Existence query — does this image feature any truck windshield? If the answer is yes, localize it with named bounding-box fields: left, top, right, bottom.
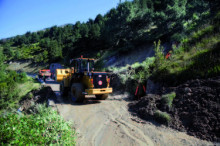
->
left=81, top=60, right=94, bottom=72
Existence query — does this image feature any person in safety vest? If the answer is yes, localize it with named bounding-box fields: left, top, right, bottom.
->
left=135, top=82, right=146, bottom=100
left=165, top=50, right=172, bottom=59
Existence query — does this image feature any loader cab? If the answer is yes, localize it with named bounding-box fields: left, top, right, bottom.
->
left=71, top=57, right=95, bottom=73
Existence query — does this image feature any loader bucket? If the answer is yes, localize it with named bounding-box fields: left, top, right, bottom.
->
left=56, top=69, right=71, bottom=82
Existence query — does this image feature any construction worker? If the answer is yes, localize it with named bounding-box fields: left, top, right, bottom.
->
left=135, top=82, right=146, bottom=100
left=165, top=50, right=172, bottom=59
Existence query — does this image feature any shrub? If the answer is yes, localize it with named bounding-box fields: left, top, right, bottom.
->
left=0, top=104, right=76, bottom=145
left=161, top=92, right=176, bottom=108
left=154, top=110, right=171, bottom=125
left=153, top=40, right=165, bottom=72
left=16, top=72, right=28, bottom=83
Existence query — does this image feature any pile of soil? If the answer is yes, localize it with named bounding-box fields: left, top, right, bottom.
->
left=19, top=86, right=56, bottom=112
left=110, top=73, right=125, bottom=93
left=129, top=76, right=220, bottom=142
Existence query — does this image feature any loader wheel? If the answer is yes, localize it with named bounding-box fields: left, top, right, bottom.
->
left=95, top=94, right=108, bottom=100
left=60, top=81, right=68, bottom=97
left=70, top=83, right=85, bottom=102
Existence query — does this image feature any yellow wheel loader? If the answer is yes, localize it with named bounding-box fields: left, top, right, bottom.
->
left=56, top=56, right=113, bottom=102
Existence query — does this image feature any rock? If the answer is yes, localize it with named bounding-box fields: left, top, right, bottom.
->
left=47, top=99, right=55, bottom=107
left=187, top=93, right=192, bottom=96
left=184, top=87, right=192, bottom=93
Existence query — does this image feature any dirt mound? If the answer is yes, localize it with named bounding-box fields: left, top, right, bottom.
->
left=129, top=94, right=162, bottom=123
left=19, top=86, right=56, bottom=111
left=129, top=76, right=220, bottom=142
left=110, top=73, right=125, bottom=93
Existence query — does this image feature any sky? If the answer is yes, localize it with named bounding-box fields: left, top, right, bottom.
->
left=0, top=0, right=124, bottom=39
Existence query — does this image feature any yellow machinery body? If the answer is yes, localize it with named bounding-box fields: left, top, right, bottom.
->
left=56, top=68, right=112, bottom=96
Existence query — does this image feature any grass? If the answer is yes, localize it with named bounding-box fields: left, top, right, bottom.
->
left=152, top=27, right=220, bottom=85
left=0, top=104, right=76, bottom=145
left=17, top=77, right=40, bottom=98
left=0, top=76, right=41, bottom=114
left=154, top=110, right=171, bottom=124
left=161, top=92, right=176, bottom=108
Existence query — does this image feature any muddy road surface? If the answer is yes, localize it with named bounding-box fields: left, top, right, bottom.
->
left=47, top=83, right=213, bottom=146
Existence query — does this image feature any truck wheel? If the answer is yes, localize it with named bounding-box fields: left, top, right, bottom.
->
left=60, top=81, right=68, bottom=97
left=95, top=94, right=108, bottom=100
left=70, top=83, right=85, bottom=102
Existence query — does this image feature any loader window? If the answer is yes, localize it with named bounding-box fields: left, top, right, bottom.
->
left=72, top=60, right=78, bottom=73
left=82, top=60, right=87, bottom=71
left=81, top=60, right=94, bottom=72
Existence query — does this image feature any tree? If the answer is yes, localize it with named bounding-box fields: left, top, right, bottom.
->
left=48, top=40, right=62, bottom=61
left=31, top=32, right=40, bottom=43
left=39, top=38, right=50, bottom=49
left=89, top=24, right=101, bottom=39
left=42, top=50, right=49, bottom=63
left=153, top=40, right=164, bottom=70
left=0, top=49, right=5, bottom=66
left=139, top=0, right=147, bottom=9
left=80, top=23, right=89, bottom=38
left=14, top=50, right=22, bottom=60
left=3, top=44, right=14, bottom=58
left=94, top=14, right=104, bottom=25
left=73, top=21, right=82, bottom=40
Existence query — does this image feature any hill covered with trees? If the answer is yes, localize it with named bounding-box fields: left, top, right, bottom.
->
left=0, top=0, right=219, bottom=64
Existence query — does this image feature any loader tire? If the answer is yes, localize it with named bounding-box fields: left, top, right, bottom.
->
left=95, top=94, right=108, bottom=100
left=60, top=81, right=68, bottom=97
left=70, top=83, right=85, bottom=102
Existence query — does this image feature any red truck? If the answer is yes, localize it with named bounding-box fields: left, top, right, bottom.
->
left=38, top=69, right=51, bottom=82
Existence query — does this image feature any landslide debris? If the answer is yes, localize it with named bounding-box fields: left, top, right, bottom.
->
left=129, top=76, right=220, bottom=142
left=19, top=86, right=56, bottom=112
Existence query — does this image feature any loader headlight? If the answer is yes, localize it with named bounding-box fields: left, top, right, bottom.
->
left=98, top=81, right=103, bottom=85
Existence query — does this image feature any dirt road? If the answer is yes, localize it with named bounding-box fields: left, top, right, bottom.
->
left=48, top=83, right=213, bottom=146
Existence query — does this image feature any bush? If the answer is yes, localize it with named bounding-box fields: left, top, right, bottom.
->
left=154, top=110, right=171, bottom=125
left=7, top=71, right=28, bottom=83
left=161, top=92, right=176, bottom=108
left=0, top=71, right=31, bottom=111
left=0, top=104, right=76, bottom=145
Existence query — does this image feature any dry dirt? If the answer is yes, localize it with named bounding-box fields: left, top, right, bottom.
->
left=46, top=83, right=215, bottom=146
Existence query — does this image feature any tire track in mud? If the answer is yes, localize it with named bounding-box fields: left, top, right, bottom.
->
left=108, top=100, right=154, bottom=146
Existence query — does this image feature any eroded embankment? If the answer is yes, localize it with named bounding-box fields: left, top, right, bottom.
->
left=19, top=86, right=56, bottom=112
left=129, top=76, right=220, bottom=142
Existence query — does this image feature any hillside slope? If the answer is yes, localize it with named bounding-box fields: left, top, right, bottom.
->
left=1, top=0, right=219, bottom=66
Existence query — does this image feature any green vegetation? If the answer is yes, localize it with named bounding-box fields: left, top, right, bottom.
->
left=0, top=104, right=76, bottom=145
left=0, top=48, right=40, bottom=113
left=1, top=1, right=218, bottom=88
left=154, top=110, right=171, bottom=124
left=109, top=57, right=155, bottom=84
left=151, top=15, right=220, bottom=85
left=0, top=48, right=75, bottom=145
left=161, top=92, right=176, bottom=108
left=1, top=0, right=219, bottom=65
left=0, top=72, right=40, bottom=113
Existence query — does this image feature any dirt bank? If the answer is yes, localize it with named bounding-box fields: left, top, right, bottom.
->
left=7, top=61, right=48, bottom=74
left=129, top=76, right=220, bottom=142
left=19, top=86, right=56, bottom=112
